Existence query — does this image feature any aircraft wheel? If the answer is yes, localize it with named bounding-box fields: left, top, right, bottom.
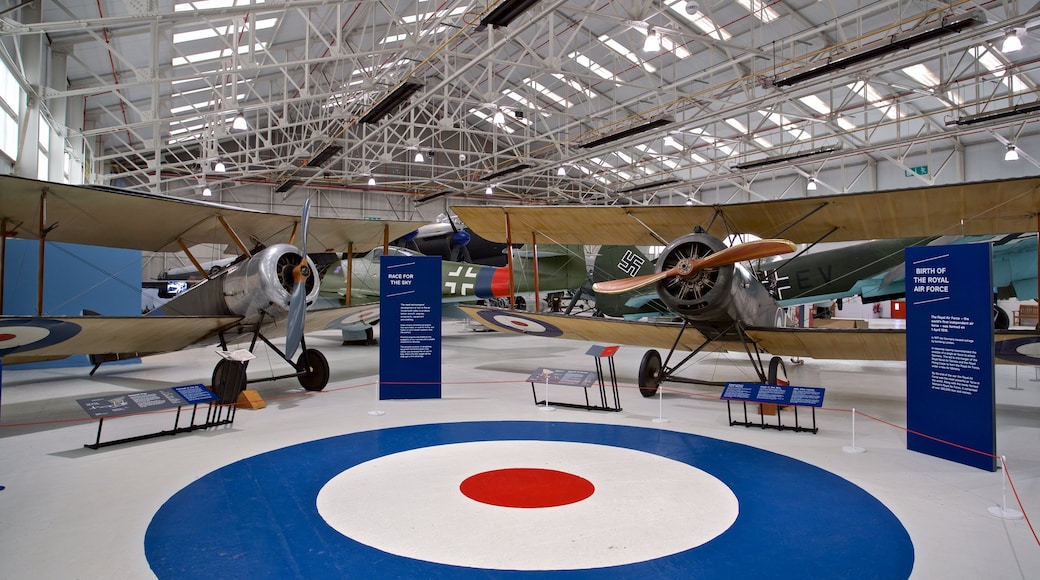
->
left=211, top=358, right=248, bottom=404
left=767, top=355, right=788, bottom=385
left=638, top=349, right=662, bottom=398
left=297, top=348, right=330, bottom=391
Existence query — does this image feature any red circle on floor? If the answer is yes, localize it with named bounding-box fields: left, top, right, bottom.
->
left=460, top=468, right=595, bottom=508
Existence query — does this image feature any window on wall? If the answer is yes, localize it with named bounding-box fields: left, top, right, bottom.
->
left=37, top=119, right=49, bottom=180
left=0, top=60, right=20, bottom=162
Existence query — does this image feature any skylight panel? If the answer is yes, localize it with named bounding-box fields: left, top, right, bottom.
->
left=173, top=43, right=266, bottom=67
left=659, top=35, right=690, bottom=59
left=759, top=111, right=811, bottom=140
left=902, top=64, right=940, bottom=87
left=970, top=46, right=1029, bottom=93
left=569, top=52, right=615, bottom=81
left=847, top=81, right=900, bottom=121
left=736, top=0, right=780, bottom=23
left=522, top=78, right=573, bottom=109
left=551, top=74, right=596, bottom=99
left=664, top=135, right=684, bottom=151
left=725, top=118, right=747, bottom=132
left=173, top=19, right=276, bottom=44
left=175, top=0, right=265, bottom=12
left=664, top=0, right=732, bottom=41
left=170, top=94, right=244, bottom=114
left=798, top=94, right=858, bottom=131
left=599, top=36, right=656, bottom=74
left=614, top=150, right=634, bottom=164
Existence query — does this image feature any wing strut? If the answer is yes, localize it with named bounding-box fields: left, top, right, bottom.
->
left=505, top=212, right=515, bottom=308
left=623, top=211, right=669, bottom=245
left=216, top=215, right=251, bottom=257
left=175, top=238, right=211, bottom=280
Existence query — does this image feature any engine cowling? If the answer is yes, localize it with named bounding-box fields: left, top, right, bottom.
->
left=222, top=243, right=320, bottom=319
left=655, top=234, right=734, bottom=320
left=654, top=233, right=782, bottom=328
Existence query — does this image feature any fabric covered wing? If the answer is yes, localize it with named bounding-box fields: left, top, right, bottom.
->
left=0, top=175, right=422, bottom=253
left=454, top=177, right=1040, bottom=245
left=0, top=315, right=242, bottom=364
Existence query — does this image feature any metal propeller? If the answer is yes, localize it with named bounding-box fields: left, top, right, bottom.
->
left=284, top=198, right=311, bottom=358
left=592, top=238, right=796, bottom=295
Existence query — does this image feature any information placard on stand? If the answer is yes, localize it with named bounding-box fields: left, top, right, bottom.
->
left=77, top=383, right=225, bottom=449
left=525, top=345, right=622, bottom=411
left=721, top=382, right=824, bottom=433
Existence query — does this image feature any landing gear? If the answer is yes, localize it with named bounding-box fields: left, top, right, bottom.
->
left=767, top=355, right=788, bottom=385
left=296, top=348, right=330, bottom=391
left=638, top=349, right=663, bottom=398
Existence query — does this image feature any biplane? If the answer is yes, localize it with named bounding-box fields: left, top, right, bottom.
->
left=0, top=175, right=422, bottom=396
left=454, top=177, right=1040, bottom=396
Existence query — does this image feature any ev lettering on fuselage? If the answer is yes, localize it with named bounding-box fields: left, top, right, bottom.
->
left=387, top=272, right=414, bottom=286
left=617, top=250, right=646, bottom=277
left=794, top=265, right=833, bottom=289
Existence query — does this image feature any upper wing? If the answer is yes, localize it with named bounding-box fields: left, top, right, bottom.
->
left=458, top=306, right=1040, bottom=366
left=453, top=177, right=1040, bottom=245
left=0, top=175, right=423, bottom=253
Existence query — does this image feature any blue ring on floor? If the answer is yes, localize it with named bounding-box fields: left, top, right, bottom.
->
left=146, top=421, right=913, bottom=579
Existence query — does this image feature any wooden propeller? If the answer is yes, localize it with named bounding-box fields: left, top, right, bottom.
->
left=592, top=238, right=796, bottom=295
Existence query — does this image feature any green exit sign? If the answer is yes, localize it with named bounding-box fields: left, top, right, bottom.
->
left=905, top=165, right=928, bottom=176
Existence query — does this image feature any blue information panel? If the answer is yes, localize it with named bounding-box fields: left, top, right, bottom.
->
left=721, top=382, right=825, bottom=407
left=906, top=243, right=996, bottom=471
left=379, top=255, right=442, bottom=399
left=76, top=384, right=218, bottom=419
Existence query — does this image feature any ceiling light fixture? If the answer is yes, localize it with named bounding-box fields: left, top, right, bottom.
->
left=493, top=110, right=506, bottom=126
left=368, top=176, right=376, bottom=186
left=1002, top=29, right=1023, bottom=53
left=557, top=166, right=566, bottom=176
left=685, top=197, right=694, bottom=206
left=232, top=112, right=247, bottom=131
left=1005, top=144, right=1019, bottom=161
left=772, top=10, right=985, bottom=87
left=485, top=185, right=494, bottom=196
left=202, top=186, right=212, bottom=197
left=213, top=160, right=226, bottom=173
left=414, top=151, right=425, bottom=163
left=643, top=29, right=661, bottom=53
left=807, top=177, right=818, bottom=190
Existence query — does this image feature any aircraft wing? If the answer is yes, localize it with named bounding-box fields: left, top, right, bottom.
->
left=0, top=304, right=382, bottom=365
left=453, top=176, right=1040, bottom=245
left=459, top=306, right=1040, bottom=367
left=0, top=175, right=423, bottom=253
left=0, top=315, right=243, bottom=365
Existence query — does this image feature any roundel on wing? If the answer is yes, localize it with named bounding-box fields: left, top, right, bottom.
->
left=0, top=319, right=82, bottom=356
left=995, top=336, right=1040, bottom=365
left=473, top=309, right=564, bottom=337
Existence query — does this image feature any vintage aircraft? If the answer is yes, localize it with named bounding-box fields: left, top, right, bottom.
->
left=453, top=177, right=1040, bottom=396
left=0, top=175, right=422, bottom=397
left=315, top=243, right=588, bottom=334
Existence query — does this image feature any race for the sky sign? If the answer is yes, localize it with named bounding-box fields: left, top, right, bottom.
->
left=905, top=243, right=996, bottom=471
left=379, top=255, right=442, bottom=399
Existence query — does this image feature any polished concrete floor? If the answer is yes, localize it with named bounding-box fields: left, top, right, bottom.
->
left=1, top=319, right=1038, bottom=578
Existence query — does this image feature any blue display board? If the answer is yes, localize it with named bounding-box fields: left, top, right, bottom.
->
left=721, top=382, right=825, bottom=407
left=379, top=255, right=442, bottom=399
left=906, top=243, right=996, bottom=471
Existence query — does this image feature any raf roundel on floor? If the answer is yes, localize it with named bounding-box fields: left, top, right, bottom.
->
left=145, top=421, right=914, bottom=579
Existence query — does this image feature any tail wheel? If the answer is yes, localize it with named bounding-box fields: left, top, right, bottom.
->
left=297, top=348, right=330, bottom=391
left=638, top=349, right=662, bottom=398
